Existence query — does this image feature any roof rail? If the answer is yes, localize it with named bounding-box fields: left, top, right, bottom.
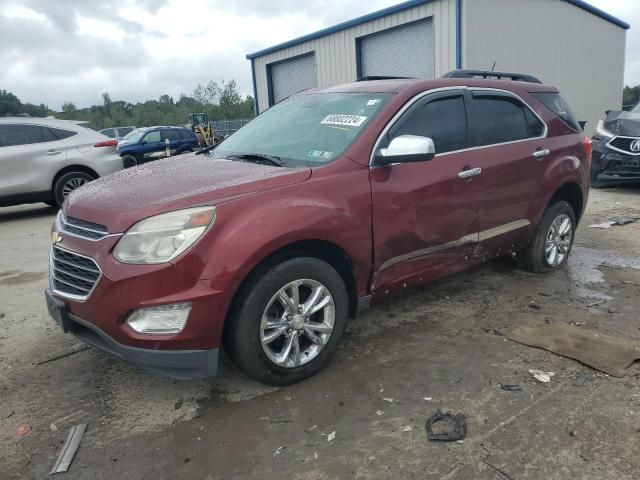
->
left=441, top=70, right=542, bottom=84
left=357, top=76, right=414, bottom=82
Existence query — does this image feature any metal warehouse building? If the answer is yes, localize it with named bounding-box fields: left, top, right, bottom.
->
left=246, top=0, right=629, bottom=134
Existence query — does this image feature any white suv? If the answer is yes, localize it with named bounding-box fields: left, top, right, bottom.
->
left=0, top=117, right=123, bottom=208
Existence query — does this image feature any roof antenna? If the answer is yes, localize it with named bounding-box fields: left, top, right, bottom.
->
left=491, top=61, right=497, bottom=72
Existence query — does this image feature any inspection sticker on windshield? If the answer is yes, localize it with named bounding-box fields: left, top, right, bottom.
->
left=321, top=114, right=368, bottom=128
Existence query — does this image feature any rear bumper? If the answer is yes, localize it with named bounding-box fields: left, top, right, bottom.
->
left=46, top=288, right=219, bottom=379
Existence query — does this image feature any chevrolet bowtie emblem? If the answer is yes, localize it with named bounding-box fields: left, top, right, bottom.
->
left=51, top=232, right=63, bottom=245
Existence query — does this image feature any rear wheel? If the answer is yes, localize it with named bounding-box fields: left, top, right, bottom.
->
left=225, top=257, right=349, bottom=386
left=52, top=171, right=96, bottom=207
left=516, top=201, right=576, bottom=273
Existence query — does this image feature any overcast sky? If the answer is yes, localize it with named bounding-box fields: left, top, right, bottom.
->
left=0, top=0, right=637, bottom=109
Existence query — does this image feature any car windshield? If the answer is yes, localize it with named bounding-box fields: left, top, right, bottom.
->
left=123, top=129, right=145, bottom=143
left=213, top=92, right=391, bottom=167
left=631, top=103, right=640, bottom=114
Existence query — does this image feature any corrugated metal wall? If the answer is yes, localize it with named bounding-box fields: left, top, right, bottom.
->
left=252, top=0, right=457, bottom=113
left=462, top=0, right=626, bottom=135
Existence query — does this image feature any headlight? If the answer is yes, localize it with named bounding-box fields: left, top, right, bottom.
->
left=594, top=120, right=614, bottom=141
left=113, top=206, right=216, bottom=264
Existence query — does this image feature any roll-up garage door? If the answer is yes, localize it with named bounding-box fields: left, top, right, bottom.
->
left=270, top=54, right=317, bottom=105
left=360, top=19, right=434, bottom=79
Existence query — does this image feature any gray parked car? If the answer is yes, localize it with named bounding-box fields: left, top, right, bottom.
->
left=0, top=118, right=123, bottom=207
left=98, top=126, right=136, bottom=140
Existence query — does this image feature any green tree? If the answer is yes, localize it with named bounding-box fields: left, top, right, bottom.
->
left=623, top=85, right=640, bottom=109
left=0, top=89, right=21, bottom=116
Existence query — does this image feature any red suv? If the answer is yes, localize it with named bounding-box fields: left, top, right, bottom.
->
left=45, top=71, right=591, bottom=385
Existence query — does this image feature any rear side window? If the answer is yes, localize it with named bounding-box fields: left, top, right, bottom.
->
left=390, top=92, right=469, bottom=154
left=468, top=93, right=544, bottom=147
left=49, top=127, right=77, bottom=140
left=100, top=128, right=116, bottom=138
left=0, top=124, right=57, bottom=147
left=532, top=92, right=581, bottom=132
left=162, top=129, right=182, bottom=141
left=117, top=127, right=134, bottom=137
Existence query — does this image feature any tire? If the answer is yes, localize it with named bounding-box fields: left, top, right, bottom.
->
left=122, top=154, right=138, bottom=169
left=516, top=201, right=576, bottom=273
left=224, top=257, right=349, bottom=386
left=52, top=171, right=96, bottom=207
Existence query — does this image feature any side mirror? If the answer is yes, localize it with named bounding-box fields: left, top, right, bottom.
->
left=374, top=135, right=436, bottom=166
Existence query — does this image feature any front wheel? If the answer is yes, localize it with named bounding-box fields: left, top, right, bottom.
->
left=516, top=201, right=576, bottom=273
left=122, top=154, right=138, bottom=169
left=224, top=257, right=349, bottom=386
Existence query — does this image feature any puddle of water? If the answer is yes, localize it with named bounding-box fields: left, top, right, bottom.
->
left=568, top=246, right=640, bottom=300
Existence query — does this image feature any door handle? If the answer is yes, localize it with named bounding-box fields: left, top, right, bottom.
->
left=533, top=149, right=550, bottom=159
left=458, top=167, right=482, bottom=179
left=45, top=150, right=62, bottom=156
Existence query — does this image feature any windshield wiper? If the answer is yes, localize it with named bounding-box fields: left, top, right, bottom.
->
left=195, top=144, right=217, bottom=155
left=226, top=153, right=284, bottom=167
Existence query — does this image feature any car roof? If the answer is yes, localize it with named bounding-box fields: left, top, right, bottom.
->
left=304, top=77, right=558, bottom=96
left=0, top=117, right=93, bottom=127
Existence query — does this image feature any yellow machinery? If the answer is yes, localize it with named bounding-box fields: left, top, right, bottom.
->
left=188, top=113, right=217, bottom=147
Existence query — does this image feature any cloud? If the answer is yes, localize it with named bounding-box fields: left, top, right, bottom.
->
left=0, top=0, right=637, bottom=110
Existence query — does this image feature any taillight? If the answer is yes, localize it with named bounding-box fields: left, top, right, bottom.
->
left=583, top=136, right=592, bottom=165
left=94, top=140, right=118, bottom=147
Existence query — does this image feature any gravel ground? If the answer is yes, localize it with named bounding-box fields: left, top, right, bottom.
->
left=1, top=186, right=640, bottom=479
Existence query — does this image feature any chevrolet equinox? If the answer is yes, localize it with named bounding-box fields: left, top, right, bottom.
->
left=46, top=71, right=591, bottom=385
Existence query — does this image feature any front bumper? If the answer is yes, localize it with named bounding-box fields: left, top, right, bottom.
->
left=591, top=149, right=640, bottom=185
left=45, top=288, right=219, bottom=379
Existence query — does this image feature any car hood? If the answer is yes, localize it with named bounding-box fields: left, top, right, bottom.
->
left=64, top=154, right=311, bottom=233
left=603, top=110, right=640, bottom=137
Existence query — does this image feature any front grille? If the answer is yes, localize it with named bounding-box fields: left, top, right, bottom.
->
left=59, top=212, right=109, bottom=240
left=50, top=246, right=101, bottom=299
left=607, top=136, right=640, bottom=156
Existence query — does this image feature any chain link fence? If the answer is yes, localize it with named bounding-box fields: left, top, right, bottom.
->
left=211, top=118, right=252, bottom=138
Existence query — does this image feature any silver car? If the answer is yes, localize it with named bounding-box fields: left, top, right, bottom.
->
left=98, top=126, right=136, bottom=140
left=0, top=117, right=123, bottom=207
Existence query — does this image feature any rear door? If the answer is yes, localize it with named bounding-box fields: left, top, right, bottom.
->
left=161, top=129, right=182, bottom=154
left=465, top=89, right=548, bottom=254
left=370, top=89, right=483, bottom=292
left=0, top=124, right=67, bottom=196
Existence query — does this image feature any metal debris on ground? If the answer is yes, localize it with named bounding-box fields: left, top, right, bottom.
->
left=500, top=384, right=522, bottom=391
left=327, top=431, right=336, bottom=442
left=272, top=446, right=287, bottom=459
left=6, top=411, right=14, bottom=419
left=422, top=397, right=433, bottom=401
left=382, top=398, right=394, bottom=403
left=305, top=425, right=317, bottom=433
left=376, top=410, right=384, bottom=416
left=16, top=425, right=31, bottom=437
left=403, top=426, right=413, bottom=432
left=425, top=409, right=467, bottom=442
left=529, top=369, right=555, bottom=383
left=587, top=299, right=606, bottom=308
left=50, top=423, right=87, bottom=475
left=50, top=423, right=58, bottom=432
left=589, top=217, right=639, bottom=229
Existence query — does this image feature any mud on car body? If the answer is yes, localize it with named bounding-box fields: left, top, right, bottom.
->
left=591, top=103, right=640, bottom=186
left=45, top=71, right=591, bottom=386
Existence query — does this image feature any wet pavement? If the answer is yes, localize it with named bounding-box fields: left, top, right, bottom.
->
left=1, top=186, right=640, bottom=479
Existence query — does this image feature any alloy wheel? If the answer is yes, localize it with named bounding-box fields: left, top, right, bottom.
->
left=545, top=213, right=573, bottom=267
left=260, top=279, right=335, bottom=368
left=62, top=177, right=88, bottom=197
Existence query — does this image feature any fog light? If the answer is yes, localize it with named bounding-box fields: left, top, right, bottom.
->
left=126, top=303, right=191, bottom=335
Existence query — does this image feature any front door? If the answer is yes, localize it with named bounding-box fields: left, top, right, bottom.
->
left=370, top=89, right=483, bottom=294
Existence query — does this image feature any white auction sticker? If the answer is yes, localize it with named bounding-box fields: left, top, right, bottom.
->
left=321, top=114, right=368, bottom=128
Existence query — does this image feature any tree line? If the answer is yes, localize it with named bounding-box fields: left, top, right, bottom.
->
left=0, top=79, right=255, bottom=130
